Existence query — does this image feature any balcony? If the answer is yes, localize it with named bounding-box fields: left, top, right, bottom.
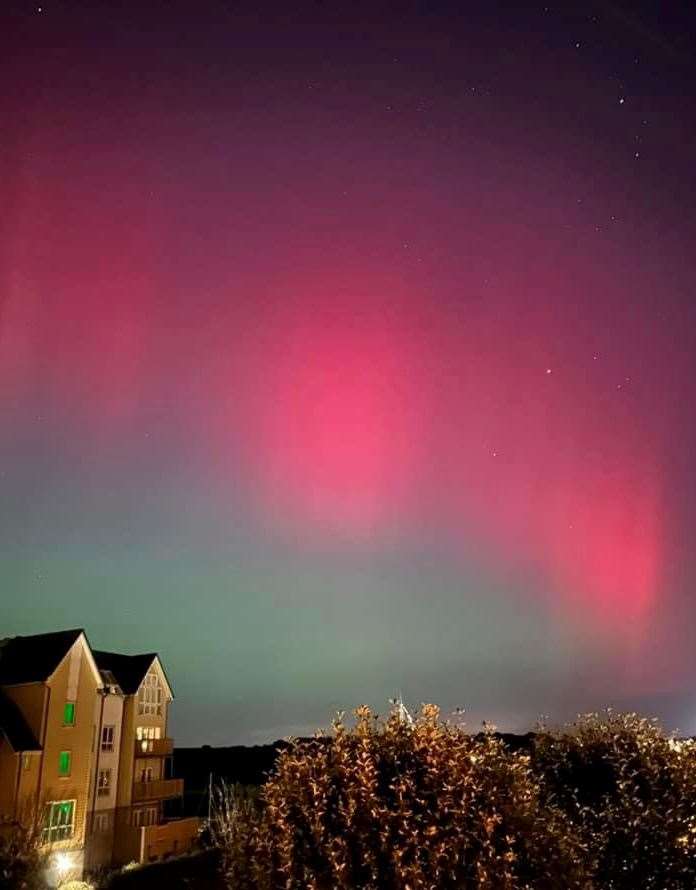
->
left=140, top=817, right=200, bottom=863
left=135, top=737, right=174, bottom=757
left=132, top=778, right=184, bottom=802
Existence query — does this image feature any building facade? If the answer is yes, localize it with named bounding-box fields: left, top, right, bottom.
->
left=0, top=629, right=199, bottom=881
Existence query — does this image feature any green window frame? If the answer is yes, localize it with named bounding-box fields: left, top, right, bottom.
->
left=63, top=702, right=75, bottom=725
left=42, top=800, right=75, bottom=843
left=58, top=750, right=71, bottom=777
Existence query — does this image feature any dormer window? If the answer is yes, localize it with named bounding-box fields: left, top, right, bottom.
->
left=138, top=670, right=163, bottom=716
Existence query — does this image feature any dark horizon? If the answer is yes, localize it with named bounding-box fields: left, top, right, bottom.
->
left=2, top=1, right=696, bottom=746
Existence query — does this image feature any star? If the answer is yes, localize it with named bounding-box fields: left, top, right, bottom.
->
left=546, top=368, right=552, bottom=375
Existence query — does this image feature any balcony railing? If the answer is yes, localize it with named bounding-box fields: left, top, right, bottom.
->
left=134, top=737, right=174, bottom=757
left=132, top=778, right=184, bottom=802
left=140, top=817, right=201, bottom=862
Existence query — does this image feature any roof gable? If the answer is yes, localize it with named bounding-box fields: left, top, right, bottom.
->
left=0, top=629, right=84, bottom=685
left=93, top=650, right=174, bottom=699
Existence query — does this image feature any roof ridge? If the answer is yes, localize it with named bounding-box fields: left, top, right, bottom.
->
left=93, top=649, right=159, bottom=659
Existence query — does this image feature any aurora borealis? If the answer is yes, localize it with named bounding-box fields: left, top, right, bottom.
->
left=2, top=1, right=696, bottom=744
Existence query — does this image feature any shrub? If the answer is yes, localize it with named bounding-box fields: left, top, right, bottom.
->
left=0, top=825, right=46, bottom=890
left=532, top=710, right=696, bottom=889
left=217, top=704, right=589, bottom=889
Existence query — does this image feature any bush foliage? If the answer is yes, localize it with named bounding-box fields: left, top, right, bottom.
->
left=0, top=825, right=46, bottom=890
left=216, top=704, right=587, bottom=889
left=216, top=706, right=696, bottom=890
left=533, top=710, right=696, bottom=889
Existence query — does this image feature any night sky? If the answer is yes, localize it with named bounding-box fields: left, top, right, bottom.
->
left=2, top=1, right=696, bottom=745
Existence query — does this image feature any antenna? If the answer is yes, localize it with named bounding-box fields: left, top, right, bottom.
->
left=389, top=692, right=414, bottom=727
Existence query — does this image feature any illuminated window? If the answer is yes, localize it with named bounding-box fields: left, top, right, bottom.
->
left=137, top=671, right=163, bottom=716
left=101, top=725, right=115, bottom=752
left=136, top=726, right=161, bottom=740
left=58, top=751, right=71, bottom=777
left=136, top=725, right=161, bottom=751
left=42, top=800, right=75, bottom=842
left=97, top=768, right=111, bottom=797
left=63, top=702, right=75, bottom=726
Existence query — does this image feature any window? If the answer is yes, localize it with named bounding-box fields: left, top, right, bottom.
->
left=63, top=702, right=75, bottom=726
left=133, top=807, right=157, bottom=828
left=97, top=768, right=111, bottom=797
left=133, top=807, right=158, bottom=828
left=101, top=725, right=115, bottom=752
left=42, top=800, right=75, bottom=843
left=139, top=766, right=153, bottom=783
left=22, top=753, right=31, bottom=771
left=93, top=812, right=109, bottom=833
left=58, top=751, right=71, bottom=777
left=136, top=726, right=161, bottom=740
left=138, top=671, right=163, bottom=716
left=136, top=725, right=161, bottom=752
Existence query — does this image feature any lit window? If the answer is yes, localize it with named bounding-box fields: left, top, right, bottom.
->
left=136, top=725, right=162, bottom=752
left=58, top=751, right=71, bottom=777
left=42, top=800, right=75, bottom=843
left=97, top=768, right=111, bottom=797
left=137, top=671, right=163, bottom=716
left=101, top=725, right=115, bottom=752
left=63, top=703, right=75, bottom=726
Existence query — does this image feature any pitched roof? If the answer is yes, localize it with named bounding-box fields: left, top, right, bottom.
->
left=0, top=688, right=41, bottom=751
left=93, top=650, right=161, bottom=695
left=0, top=629, right=84, bottom=685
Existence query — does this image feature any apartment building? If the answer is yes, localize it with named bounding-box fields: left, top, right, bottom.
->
left=0, top=629, right=199, bottom=881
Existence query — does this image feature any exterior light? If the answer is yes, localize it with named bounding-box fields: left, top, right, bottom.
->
left=49, top=851, right=79, bottom=884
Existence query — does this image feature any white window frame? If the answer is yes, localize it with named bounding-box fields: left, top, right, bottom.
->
left=93, top=812, right=110, bottom=833
left=133, top=807, right=158, bottom=828
left=136, top=725, right=162, bottom=752
left=42, top=799, right=76, bottom=843
left=97, top=768, right=112, bottom=797
left=101, top=725, right=115, bottom=752
left=137, top=671, right=163, bottom=716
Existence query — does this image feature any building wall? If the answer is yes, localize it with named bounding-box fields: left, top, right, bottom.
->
left=0, top=738, right=19, bottom=822
left=115, top=674, right=169, bottom=810
left=41, top=639, right=100, bottom=851
left=93, top=692, right=124, bottom=813
left=84, top=690, right=124, bottom=870
left=14, top=750, right=41, bottom=825
left=116, top=696, right=136, bottom=809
